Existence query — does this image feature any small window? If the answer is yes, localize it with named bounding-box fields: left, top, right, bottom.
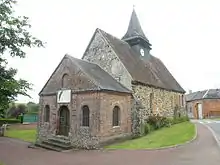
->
left=113, top=106, right=120, bottom=126
left=44, top=105, right=50, bottom=122
left=181, top=95, right=184, bottom=106
left=150, top=93, right=154, bottom=113
left=82, top=105, right=90, bottom=127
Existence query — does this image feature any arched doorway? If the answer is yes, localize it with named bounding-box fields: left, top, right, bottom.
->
left=58, top=105, right=70, bottom=136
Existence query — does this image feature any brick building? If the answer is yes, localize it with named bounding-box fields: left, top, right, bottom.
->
left=186, top=89, right=220, bottom=119
left=36, top=9, right=185, bottom=150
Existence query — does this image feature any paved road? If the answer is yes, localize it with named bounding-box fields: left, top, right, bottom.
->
left=196, top=119, right=220, bottom=142
left=1, top=123, right=220, bottom=165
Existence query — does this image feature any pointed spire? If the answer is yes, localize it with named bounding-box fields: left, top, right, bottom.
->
left=122, top=8, right=149, bottom=43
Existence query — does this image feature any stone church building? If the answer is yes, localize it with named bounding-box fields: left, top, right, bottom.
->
left=36, top=9, right=185, bottom=150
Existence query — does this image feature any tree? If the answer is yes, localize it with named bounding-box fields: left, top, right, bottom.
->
left=6, top=102, right=16, bottom=117
left=27, top=102, right=39, bottom=113
left=0, top=0, right=44, bottom=117
left=16, top=103, right=27, bottom=115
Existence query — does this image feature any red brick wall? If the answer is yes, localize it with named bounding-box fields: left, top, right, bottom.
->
left=203, top=99, right=220, bottom=117
left=187, top=99, right=220, bottom=119
left=39, top=91, right=132, bottom=142
left=99, top=92, right=132, bottom=138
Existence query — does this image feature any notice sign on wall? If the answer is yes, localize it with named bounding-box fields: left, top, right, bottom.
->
left=57, top=89, right=71, bottom=103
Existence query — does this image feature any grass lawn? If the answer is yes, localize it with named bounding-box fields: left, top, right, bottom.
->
left=105, top=122, right=195, bottom=149
left=5, top=129, right=36, bottom=142
left=210, top=118, right=220, bottom=120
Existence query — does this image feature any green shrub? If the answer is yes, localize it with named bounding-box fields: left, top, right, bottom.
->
left=140, top=122, right=145, bottom=135
left=171, top=116, right=189, bottom=124
left=145, top=114, right=171, bottom=130
left=144, top=123, right=152, bottom=134
left=139, top=115, right=189, bottom=137
left=0, top=118, right=20, bottom=125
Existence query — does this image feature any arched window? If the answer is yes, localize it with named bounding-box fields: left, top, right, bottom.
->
left=181, top=95, right=184, bottom=106
left=82, top=105, right=90, bottom=126
left=62, top=74, right=70, bottom=88
left=112, top=106, right=120, bottom=126
left=44, top=105, right=50, bottom=122
left=149, top=93, right=154, bottom=113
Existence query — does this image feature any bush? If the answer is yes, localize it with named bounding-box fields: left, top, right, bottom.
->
left=26, top=111, right=38, bottom=115
left=138, top=115, right=190, bottom=137
left=0, top=118, right=20, bottom=125
left=171, top=116, right=189, bottom=125
left=140, top=122, right=155, bottom=135
left=145, top=114, right=172, bottom=130
left=143, top=123, right=150, bottom=134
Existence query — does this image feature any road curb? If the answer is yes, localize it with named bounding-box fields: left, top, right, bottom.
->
left=105, top=122, right=198, bottom=151
left=200, top=122, right=220, bottom=149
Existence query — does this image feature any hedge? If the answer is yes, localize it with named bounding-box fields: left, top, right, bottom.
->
left=0, top=118, right=21, bottom=125
left=26, top=111, right=38, bottom=115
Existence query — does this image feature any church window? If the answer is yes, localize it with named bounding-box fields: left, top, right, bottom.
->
left=62, top=74, right=70, bottom=88
left=150, top=93, right=154, bottom=113
left=82, top=105, right=90, bottom=127
left=44, top=105, right=50, bottom=122
left=113, top=106, right=120, bottom=126
left=181, top=95, right=184, bottom=106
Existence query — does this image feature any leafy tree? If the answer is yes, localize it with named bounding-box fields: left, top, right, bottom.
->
left=0, top=0, right=44, bottom=117
left=6, top=102, right=16, bottom=117
left=27, top=101, right=35, bottom=106
left=27, top=102, right=39, bottom=113
left=16, top=103, right=27, bottom=114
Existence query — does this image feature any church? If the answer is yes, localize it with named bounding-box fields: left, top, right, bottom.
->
left=36, top=9, right=185, bottom=151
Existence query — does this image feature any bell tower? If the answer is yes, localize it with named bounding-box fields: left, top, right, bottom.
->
left=122, top=8, right=152, bottom=59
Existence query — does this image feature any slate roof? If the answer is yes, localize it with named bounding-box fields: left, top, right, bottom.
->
left=186, top=89, right=220, bottom=102
left=66, top=55, right=131, bottom=94
left=99, top=29, right=185, bottom=93
left=122, top=9, right=151, bottom=46
left=203, top=89, right=220, bottom=99
left=185, top=92, right=200, bottom=102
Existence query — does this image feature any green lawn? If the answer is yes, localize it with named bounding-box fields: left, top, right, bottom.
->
left=106, top=122, right=195, bottom=149
left=210, top=118, right=220, bottom=120
left=5, top=129, right=36, bottom=142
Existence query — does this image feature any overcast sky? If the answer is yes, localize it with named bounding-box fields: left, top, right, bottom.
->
left=8, top=0, right=220, bottom=103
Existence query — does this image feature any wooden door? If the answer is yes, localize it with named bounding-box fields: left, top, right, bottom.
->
left=58, top=106, right=70, bottom=136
